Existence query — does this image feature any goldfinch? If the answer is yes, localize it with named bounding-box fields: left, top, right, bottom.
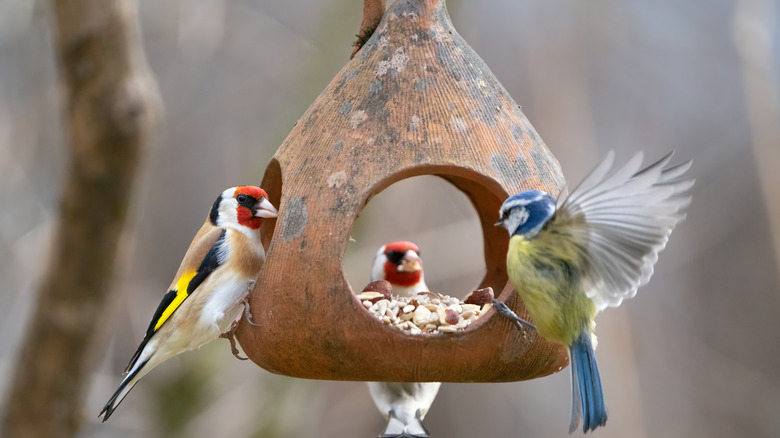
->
left=496, top=151, right=693, bottom=433
left=368, top=241, right=441, bottom=438
left=99, top=186, right=278, bottom=422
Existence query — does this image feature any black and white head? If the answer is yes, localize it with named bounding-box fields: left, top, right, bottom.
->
left=496, top=190, right=557, bottom=238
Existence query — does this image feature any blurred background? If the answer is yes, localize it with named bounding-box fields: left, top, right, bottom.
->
left=2, top=0, right=779, bottom=437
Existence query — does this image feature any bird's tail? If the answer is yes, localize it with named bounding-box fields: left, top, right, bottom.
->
left=98, top=357, right=148, bottom=422
left=98, top=351, right=165, bottom=423
left=379, top=409, right=429, bottom=438
left=568, top=331, right=607, bottom=434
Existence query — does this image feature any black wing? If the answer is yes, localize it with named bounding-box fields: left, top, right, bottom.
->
left=123, top=229, right=227, bottom=373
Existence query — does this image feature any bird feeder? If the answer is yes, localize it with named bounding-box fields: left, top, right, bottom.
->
left=237, top=0, right=568, bottom=382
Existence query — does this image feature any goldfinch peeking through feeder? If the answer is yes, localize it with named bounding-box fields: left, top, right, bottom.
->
left=368, top=241, right=441, bottom=438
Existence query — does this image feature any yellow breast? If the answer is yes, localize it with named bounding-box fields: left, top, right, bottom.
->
left=506, top=234, right=595, bottom=346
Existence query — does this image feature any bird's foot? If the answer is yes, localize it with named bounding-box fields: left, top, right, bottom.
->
left=492, top=299, right=537, bottom=332
left=219, top=320, right=249, bottom=360
left=242, top=289, right=260, bottom=327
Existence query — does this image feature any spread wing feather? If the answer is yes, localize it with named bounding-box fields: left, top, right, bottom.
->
left=550, top=151, right=693, bottom=311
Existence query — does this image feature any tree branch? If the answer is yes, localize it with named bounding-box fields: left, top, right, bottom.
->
left=0, top=0, right=160, bottom=436
left=351, top=0, right=386, bottom=58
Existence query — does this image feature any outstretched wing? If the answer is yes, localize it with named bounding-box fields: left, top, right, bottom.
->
left=551, top=151, right=694, bottom=311
left=124, top=226, right=227, bottom=373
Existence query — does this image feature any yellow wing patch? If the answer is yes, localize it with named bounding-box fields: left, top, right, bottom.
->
left=154, top=270, right=197, bottom=331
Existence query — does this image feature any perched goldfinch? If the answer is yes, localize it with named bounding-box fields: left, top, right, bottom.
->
left=496, top=151, right=693, bottom=433
left=368, top=241, right=441, bottom=438
left=99, top=186, right=278, bottom=422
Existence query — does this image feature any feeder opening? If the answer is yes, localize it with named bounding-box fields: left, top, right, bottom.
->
left=259, top=158, right=282, bottom=252
left=343, top=175, right=485, bottom=296
left=342, top=173, right=510, bottom=335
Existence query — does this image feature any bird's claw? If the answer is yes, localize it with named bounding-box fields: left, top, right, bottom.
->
left=242, top=295, right=260, bottom=327
left=220, top=320, right=249, bottom=360
left=242, top=282, right=260, bottom=327
left=492, top=299, right=537, bottom=332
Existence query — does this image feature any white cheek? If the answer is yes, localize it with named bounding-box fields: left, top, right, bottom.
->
left=217, top=197, right=239, bottom=224
left=371, top=254, right=387, bottom=281
left=519, top=208, right=530, bottom=225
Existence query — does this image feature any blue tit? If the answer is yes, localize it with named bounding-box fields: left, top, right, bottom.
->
left=495, top=151, right=693, bottom=433
left=368, top=241, right=441, bottom=438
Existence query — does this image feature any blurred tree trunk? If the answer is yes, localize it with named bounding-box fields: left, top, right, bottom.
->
left=733, top=0, right=780, bottom=284
left=0, top=1, right=160, bottom=437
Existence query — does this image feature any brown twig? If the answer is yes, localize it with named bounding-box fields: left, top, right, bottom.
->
left=0, top=0, right=161, bottom=436
left=351, top=0, right=386, bottom=58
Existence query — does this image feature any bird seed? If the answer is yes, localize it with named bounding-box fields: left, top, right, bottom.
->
left=356, top=282, right=495, bottom=334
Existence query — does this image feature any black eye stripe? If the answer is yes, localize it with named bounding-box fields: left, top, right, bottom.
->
left=385, top=250, right=405, bottom=265
left=236, top=194, right=257, bottom=207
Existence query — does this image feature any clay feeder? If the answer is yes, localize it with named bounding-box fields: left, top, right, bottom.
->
left=237, top=0, right=569, bottom=382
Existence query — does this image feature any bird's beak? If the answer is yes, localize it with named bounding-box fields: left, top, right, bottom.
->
left=397, top=250, right=423, bottom=272
left=494, top=219, right=504, bottom=227
left=254, top=198, right=279, bottom=218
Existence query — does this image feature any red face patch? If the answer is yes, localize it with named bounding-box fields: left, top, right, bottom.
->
left=384, top=263, right=422, bottom=287
left=384, top=241, right=420, bottom=254
left=234, top=186, right=269, bottom=230
left=236, top=206, right=262, bottom=229
left=382, top=241, right=423, bottom=287
left=234, top=186, right=269, bottom=200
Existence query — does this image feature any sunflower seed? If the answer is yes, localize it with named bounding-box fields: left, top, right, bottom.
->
left=358, top=286, right=497, bottom=335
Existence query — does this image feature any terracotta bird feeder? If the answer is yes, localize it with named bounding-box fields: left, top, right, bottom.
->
left=237, top=0, right=569, bottom=382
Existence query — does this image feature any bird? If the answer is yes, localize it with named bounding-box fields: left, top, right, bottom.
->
left=495, top=151, right=693, bottom=433
left=99, top=185, right=278, bottom=422
left=368, top=241, right=441, bottom=438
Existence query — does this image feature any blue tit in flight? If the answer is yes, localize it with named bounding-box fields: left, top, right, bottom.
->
left=99, top=186, right=278, bottom=422
left=368, top=241, right=441, bottom=438
left=495, top=151, right=693, bottom=433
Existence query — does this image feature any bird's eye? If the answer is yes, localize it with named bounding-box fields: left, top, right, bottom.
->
left=385, top=250, right=404, bottom=265
left=237, top=194, right=248, bottom=203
